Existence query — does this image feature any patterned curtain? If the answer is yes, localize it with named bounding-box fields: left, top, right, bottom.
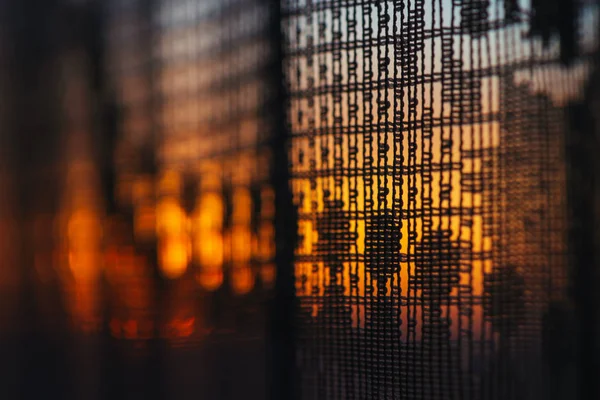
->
left=283, top=1, right=600, bottom=398
left=0, top=0, right=598, bottom=399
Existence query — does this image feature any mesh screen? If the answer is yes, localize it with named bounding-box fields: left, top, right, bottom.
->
left=1, top=0, right=599, bottom=399
left=283, top=0, right=599, bottom=399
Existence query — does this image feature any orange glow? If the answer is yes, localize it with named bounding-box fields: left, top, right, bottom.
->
left=257, top=223, right=275, bottom=261
left=291, top=121, right=493, bottom=335
left=158, top=169, right=181, bottom=196
left=60, top=138, right=103, bottom=332
left=231, top=266, right=254, bottom=295
left=156, top=198, right=188, bottom=237
left=230, top=188, right=254, bottom=291
left=193, top=189, right=225, bottom=290
left=232, top=188, right=252, bottom=224
left=197, top=269, right=224, bottom=292
left=231, top=226, right=252, bottom=263
left=260, top=263, right=276, bottom=288
left=67, top=208, right=102, bottom=281
left=194, top=192, right=223, bottom=229
left=195, top=232, right=224, bottom=270
left=159, top=235, right=191, bottom=279
left=162, top=317, right=195, bottom=339
left=155, top=195, right=192, bottom=279
left=110, top=318, right=154, bottom=340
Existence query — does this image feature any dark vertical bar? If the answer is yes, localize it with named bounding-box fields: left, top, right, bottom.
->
left=4, top=0, right=73, bottom=399
left=268, top=0, right=298, bottom=399
left=566, top=13, right=600, bottom=395
left=567, top=57, right=600, bottom=400
left=0, top=2, right=18, bottom=397
left=138, top=1, right=167, bottom=399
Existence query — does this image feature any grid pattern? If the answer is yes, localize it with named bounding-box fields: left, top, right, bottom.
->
left=283, top=1, right=597, bottom=398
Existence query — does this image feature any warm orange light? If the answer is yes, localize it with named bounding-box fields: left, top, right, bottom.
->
left=232, top=266, right=254, bottom=295
left=159, top=235, right=191, bottom=279
left=162, top=317, right=195, bottom=339
left=260, top=263, right=276, bottom=288
left=196, top=231, right=224, bottom=268
left=195, top=192, right=223, bottom=228
left=232, top=188, right=252, bottom=224
left=62, top=204, right=103, bottom=332
left=155, top=195, right=192, bottom=279
left=193, top=190, right=225, bottom=290
left=67, top=208, right=102, bottom=281
left=158, top=169, right=181, bottom=196
left=231, top=226, right=252, bottom=263
left=122, top=319, right=139, bottom=340
left=156, top=198, right=188, bottom=237
left=291, top=155, right=489, bottom=335
left=110, top=318, right=153, bottom=341
left=258, top=223, right=275, bottom=261
left=195, top=232, right=224, bottom=290
left=196, top=269, right=224, bottom=291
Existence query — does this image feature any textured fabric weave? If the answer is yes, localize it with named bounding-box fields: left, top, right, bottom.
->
left=283, top=1, right=598, bottom=398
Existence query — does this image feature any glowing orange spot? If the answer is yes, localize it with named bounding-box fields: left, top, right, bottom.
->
left=196, top=270, right=223, bottom=291
left=162, top=317, right=195, bottom=339
left=231, top=226, right=252, bottom=263
left=232, top=188, right=252, bottom=224
left=232, top=266, right=254, bottom=294
left=195, top=232, right=223, bottom=270
left=192, top=190, right=225, bottom=290
left=156, top=198, right=188, bottom=237
left=67, top=208, right=102, bottom=281
left=194, top=192, right=223, bottom=228
left=258, top=223, right=275, bottom=260
left=159, top=235, right=191, bottom=279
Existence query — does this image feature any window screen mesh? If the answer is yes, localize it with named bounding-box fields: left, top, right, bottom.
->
left=0, top=0, right=599, bottom=399
left=283, top=0, right=599, bottom=399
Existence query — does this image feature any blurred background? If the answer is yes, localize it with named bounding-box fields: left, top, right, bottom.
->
left=0, top=0, right=285, bottom=399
